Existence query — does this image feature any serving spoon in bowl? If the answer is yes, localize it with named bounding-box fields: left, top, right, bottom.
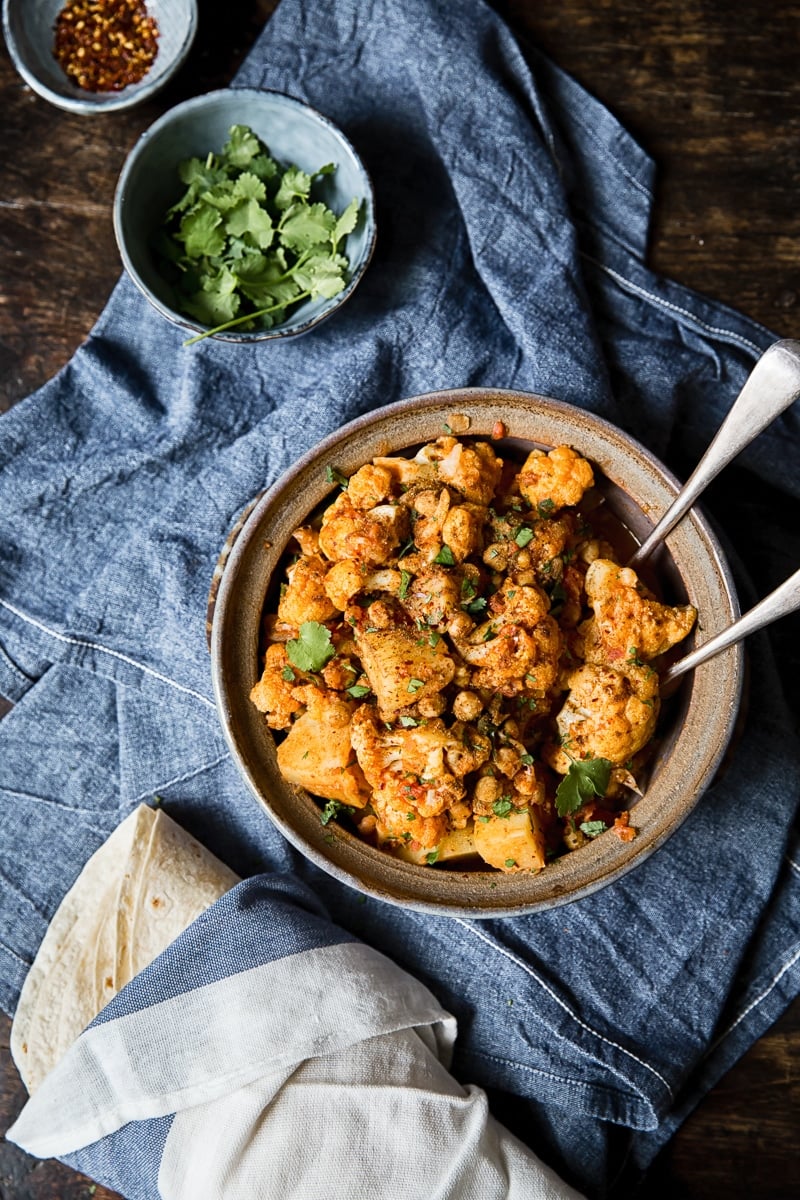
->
left=661, top=564, right=800, bottom=686
left=628, top=338, right=800, bottom=569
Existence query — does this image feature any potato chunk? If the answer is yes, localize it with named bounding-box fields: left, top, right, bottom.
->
left=277, top=689, right=370, bottom=808
left=355, top=626, right=456, bottom=718
left=473, top=808, right=547, bottom=872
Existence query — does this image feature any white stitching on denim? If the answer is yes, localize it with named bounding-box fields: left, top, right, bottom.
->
left=583, top=256, right=764, bottom=357
left=0, top=597, right=215, bottom=710
left=474, top=1048, right=613, bottom=1094
left=715, top=942, right=800, bottom=1045
left=454, top=918, right=673, bottom=1097
left=0, top=941, right=32, bottom=968
left=0, top=787, right=113, bottom=828
left=786, top=855, right=800, bottom=877
left=129, top=752, right=231, bottom=807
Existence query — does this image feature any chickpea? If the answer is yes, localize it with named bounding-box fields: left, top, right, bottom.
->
left=452, top=690, right=483, bottom=722
left=417, top=693, right=447, bottom=718
left=474, top=775, right=503, bottom=811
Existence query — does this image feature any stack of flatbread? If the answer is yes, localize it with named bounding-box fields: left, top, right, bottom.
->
left=11, top=804, right=239, bottom=1094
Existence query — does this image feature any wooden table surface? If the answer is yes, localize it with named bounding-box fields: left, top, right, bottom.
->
left=1, top=1, right=799, bottom=1197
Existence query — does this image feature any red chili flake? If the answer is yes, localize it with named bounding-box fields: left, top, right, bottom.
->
left=53, top=0, right=160, bottom=93
left=491, top=420, right=507, bottom=440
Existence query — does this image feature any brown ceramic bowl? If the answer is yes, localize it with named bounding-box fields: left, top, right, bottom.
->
left=210, top=388, right=742, bottom=916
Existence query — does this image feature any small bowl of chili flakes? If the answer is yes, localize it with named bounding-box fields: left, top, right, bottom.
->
left=2, top=0, right=197, bottom=114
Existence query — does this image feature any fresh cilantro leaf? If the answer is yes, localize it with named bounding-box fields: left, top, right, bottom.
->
left=280, top=202, right=337, bottom=251
left=520, top=753, right=534, bottom=766
left=580, top=820, right=608, bottom=839
left=274, top=166, right=313, bottom=210
left=537, top=498, right=556, bottom=518
left=333, top=197, right=360, bottom=248
left=286, top=621, right=336, bottom=672
left=555, top=756, right=613, bottom=817
left=346, top=684, right=371, bottom=698
left=504, top=858, right=517, bottom=868
left=178, top=205, right=225, bottom=258
left=399, top=570, right=411, bottom=599
left=399, top=715, right=419, bottom=727
left=281, top=666, right=296, bottom=682
left=433, top=545, right=456, bottom=566
left=514, top=526, right=534, bottom=547
left=407, top=678, right=425, bottom=694
left=492, top=797, right=513, bottom=817
left=320, top=798, right=345, bottom=826
left=222, top=124, right=262, bottom=167
left=426, top=848, right=440, bottom=864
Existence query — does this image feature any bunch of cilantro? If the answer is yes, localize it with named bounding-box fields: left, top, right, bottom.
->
left=154, top=124, right=361, bottom=344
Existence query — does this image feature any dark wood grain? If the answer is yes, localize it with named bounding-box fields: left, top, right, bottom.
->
left=1, top=1, right=799, bottom=1198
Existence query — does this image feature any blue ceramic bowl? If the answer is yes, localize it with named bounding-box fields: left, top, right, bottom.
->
left=113, top=88, right=377, bottom=343
left=2, top=0, right=197, bottom=114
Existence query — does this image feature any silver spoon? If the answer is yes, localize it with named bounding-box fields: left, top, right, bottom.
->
left=628, top=338, right=800, bottom=568
left=662, top=565, right=800, bottom=686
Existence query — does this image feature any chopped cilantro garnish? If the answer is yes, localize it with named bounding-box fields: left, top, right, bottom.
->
left=325, top=465, right=349, bottom=489
left=514, top=526, right=534, bottom=547
left=465, top=596, right=487, bottom=615
left=286, top=621, right=336, bottom=672
left=426, top=848, right=440, bottom=864
left=520, top=753, right=534, bottom=766
left=492, top=797, right=514, bottom=817
left=281, top=665, right=296, bottom=681
left=433, top=545, right=456, bottom=566
left=407, top=677, right=425, bottom=693
left=399, top=570, right=412, bottom=599
left=346, top=683, right=371, bottom=698
left=537, top=498, right=556, bottom=518
left=555, top=755, right=613, bottom=817
left=399, top=715, right=420, bottom=727
left=504, top=858, right=517, bottom=868
left=320, top=798, right=345, bottom=826
left=580, top=820, right=608, bottom=839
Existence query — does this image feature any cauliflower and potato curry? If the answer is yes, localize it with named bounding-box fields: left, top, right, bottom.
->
left=250, top=434, right=696, bottom=874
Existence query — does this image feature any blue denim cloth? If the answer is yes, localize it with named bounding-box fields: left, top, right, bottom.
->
left=1, top=0, right=799, bottom=1195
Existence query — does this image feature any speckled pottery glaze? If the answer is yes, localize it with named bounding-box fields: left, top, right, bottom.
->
left=2, top=0, right=197, bottom=114
left=113, top=88, right=377, bottom=342
left=210, top=389, right=743, bottom=916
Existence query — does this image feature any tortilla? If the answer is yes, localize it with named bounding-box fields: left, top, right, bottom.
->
left=10, top=804, right=239, bottom=1094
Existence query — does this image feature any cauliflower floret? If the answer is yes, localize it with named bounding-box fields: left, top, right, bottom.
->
left=346, top=463, right=394, bottom=510
left=579, top=558, right=697, bottom=665
left=436, top=439, right=503, bottom=504
left=276, top=688, right=370, bottom=807
left=318, top=492, right=409, bottom=566
left=350, top=706, right=465, bottom=846
left=453, top=589, right=562, bottom=695
left=545, top=662, right=660, bottom=771
left=355, top=625, right=456, bottom=718
left=441, top=504, right=486, bottom=562
left=454, top=621, right=558, bottom=694
left=518, top=445, right=594, bottom=512
left=489, top=579, right=550, bottom=625
left=249, top=644, right=307, bottom=731
left=401, top=566, right=463, bottom=628
left=323, top=561, right=402, bottom=611
left=277, top=554, right=339, bottom=627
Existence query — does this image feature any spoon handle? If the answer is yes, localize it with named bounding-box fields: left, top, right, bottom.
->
left=662, top=565, right=800, bottom=685
left=629, top=339, right=800, bottom=568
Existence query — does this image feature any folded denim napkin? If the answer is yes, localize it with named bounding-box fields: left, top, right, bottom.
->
left=1, top=0, right=799, bottom=1196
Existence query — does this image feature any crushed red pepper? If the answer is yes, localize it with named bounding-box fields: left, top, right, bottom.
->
left=53, top=0, right=159, bottom=93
